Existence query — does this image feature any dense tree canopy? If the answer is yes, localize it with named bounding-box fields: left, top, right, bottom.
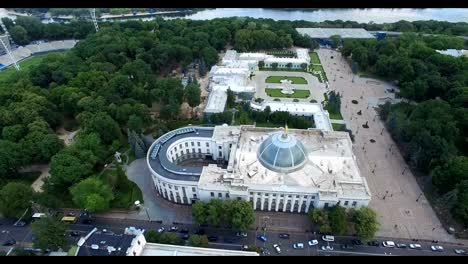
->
left=70, top=177, right=114, bottom=213
left=31, top=218, right=68, bottom=250
left=0, top=182, right=34, bottom=218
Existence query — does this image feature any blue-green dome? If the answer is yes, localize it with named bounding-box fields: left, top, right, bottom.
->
left=257, top=132, right=308, bottom=173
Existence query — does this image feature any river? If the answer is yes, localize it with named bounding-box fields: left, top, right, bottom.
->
left=1, top=8, right=468, bottom=24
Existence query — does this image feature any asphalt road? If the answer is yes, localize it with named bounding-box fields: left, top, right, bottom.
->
left=2, top=216, right=467, bottom=256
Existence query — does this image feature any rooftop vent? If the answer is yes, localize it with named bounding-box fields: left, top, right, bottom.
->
left=91, top=244, right=99, bottom=250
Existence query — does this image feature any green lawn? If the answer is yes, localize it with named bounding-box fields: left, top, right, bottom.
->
left=100, top=169, right=144, bottom=209
left=0, top=52, right=65, bottom=83
left=309, top=52, right=321, bottom=64
left=325, top=105, right=344, bottom=120
left=265, top=76, right=308, bottom=84
left=68, top=246, right=78, bottom=256
left=265, top=88, right=310, bottom=98
left=332, top=123, right=347, bottom=131
left=311, top=64, right=328, bottom=82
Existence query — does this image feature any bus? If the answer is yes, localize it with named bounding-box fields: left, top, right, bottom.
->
left=61, top=216, right=77, bottom=223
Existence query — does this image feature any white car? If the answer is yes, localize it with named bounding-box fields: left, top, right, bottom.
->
left=382, top=241, right=395, bottom=248
left=409, top=244, right=422, bottom=249
left=157, top=227, right=165, bottom=233
left=321, top=245, right=334, bottom=251
left=308, top=239, right=319, bottom=246
left=273, top=244, right=281, bottom=254
left=322, top=235, right=335, bottom=242
left=293, top=243, right=304, bottom=249
left=431, top=245, right=444, bottom=252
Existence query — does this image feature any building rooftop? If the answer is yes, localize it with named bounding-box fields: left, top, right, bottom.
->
left=141, top=243, right=259, bottom=256
left=296, top=28, right=375, bottom=39
left=204, top=88, right=228, bottom=114
left=199, top=126, right=371, bottom=200
left=76, top=230, right=135, bottom=256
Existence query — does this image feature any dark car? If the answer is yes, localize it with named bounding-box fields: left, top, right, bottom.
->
left=368, top=241, right=380, bottom=247
left=224, top=237, right=235, bottom=243
left=70, top=231, right=81, bottom=237
left=352, top=239, right=363, bottom=245
left=82, top=218, right=93, bottom=224
left=181, top=234, right=190, bottom=240
left=341, top=244, right=354, bottom=250
left=2, top=239, right=16, bottom=246
left=193, top=229, right=205, bottom=235
left=279, top=233, right=290, bottom=239
left=208, top=236, right=218, bottom=242
left=179, top=228, right=189, bottom=234
left=396, top=243, right=407, bottom=248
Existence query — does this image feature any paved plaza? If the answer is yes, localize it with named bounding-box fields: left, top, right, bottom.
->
left=317, top=48, right=455, bottom=242
left=252, top=70, right=326, bottom=103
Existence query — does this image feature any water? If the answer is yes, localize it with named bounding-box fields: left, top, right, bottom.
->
left=171, top=8, right=468, bottom=23
left=1, top=8, right=468, bottom=24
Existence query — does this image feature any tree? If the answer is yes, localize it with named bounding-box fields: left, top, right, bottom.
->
left=78, top=112, right=122, bottom=144
left=185, top=83, right=201, bottom=115
left=0, top=182, right=34, bottom=218
left=188, top=235, right=209, bottom=248
left=9, top=25, right=30, bottom=45
left=258, top=60, right=265, bottom=69
left=48, top=150, right=95, bottom=190
left=70, top=177, right=114, bottom=213
left=308, top=208, right=331, bottom=233
left=201, top=47, right=219, bottom=67
left=192, top=201, right=208, bottom=226
left=31, top=218, right=67, bottom=251
left=145, top=230, right=162, bottom=243
left=160, top=233, right=184, bottom=245
left=206, top=199, right=223, bottom=227
left=432, top=156, right=468, bottom=194
left=286, top=62, right=292, bottom=69
left=128, top=115, right=144, bottom=134
left=328, top=205, right=348, bottom=235
left=271, top=62, right=278, bottom=70
left=225, top=200, right=255, bottom=231
left=453, top=180, right=468, bottom=227
left=330, top=35, right=342, bottom=49
left=353, top=207, right=380, bottom=241
left=226, top=88, right=235, bottom=109
left=300, top=63, right=308, bottom=71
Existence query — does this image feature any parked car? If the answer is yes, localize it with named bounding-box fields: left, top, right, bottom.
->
left=279, top=233, right=290, bottom=239
left=273, top=244, right=281, bottom=254
left=293, top=243, right=304, bottom=249
left=242, top=245, right=249, bottom=251
left=352, top=239, right=363, bottom=245
left=368, top=241, right=379, bottom=247
left=322, top=235, right=334, bottom=242
left=382, top=241, right=395, bottom=248
left=14, top=220, right=26, bottom=227
left=431, top=245, right=444, bottom=252
left=208, top=236, right=218, bottom=242
left=454, top=249, right=466, bottom=255
left=157, top=227, right=165, bottom=233
left=236, top=232, right=247, bottom=238
left=341, top=244, right=354, bottom=250
left=179, top=228, right=189, bottom=234
left=69, top=231, right=81, bottom=237
left=181, top=234, right=190, bottom=240
left=321, top=245, right=333, bottom=251
left=193, top=229, right=205, bottom=235
left=169, top=226, right=178, bottom=232
left=409, top=244, right=422, bottom=249
left=308, top=239, right=319, bottom=246
left=396, top=243, right=407, bottom=248
left=224, top=237, right=235, bottom=243
left=2, top=239, right=16, bottom=246
left=257, top=235, right=267, bottom=242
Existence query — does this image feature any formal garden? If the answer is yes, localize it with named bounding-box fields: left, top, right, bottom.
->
left=265, top=76, right=308, bottom=84
left=309, top=51, right=321, bottom=64
left=265, top=88, right=310, bottom=98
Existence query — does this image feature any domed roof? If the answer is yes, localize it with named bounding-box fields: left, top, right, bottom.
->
left=257, top=131, right=308, bottom=173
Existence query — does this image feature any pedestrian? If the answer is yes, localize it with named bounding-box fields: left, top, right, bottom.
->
left=432, top=227, right=436, bottom=231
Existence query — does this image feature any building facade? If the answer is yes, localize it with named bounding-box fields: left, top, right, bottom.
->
left=146, top=125, right=371, bottom=213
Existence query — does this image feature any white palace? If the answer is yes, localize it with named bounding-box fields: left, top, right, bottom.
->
left=146, top=125, right=371, bottom=213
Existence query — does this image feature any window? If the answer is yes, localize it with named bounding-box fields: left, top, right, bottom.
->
left=250, top=192, right=254, bottom=195
left=288, top=195, right=292, bottom=198
left=324, top=203, right=329, bottom=208
left=174, top=186, right=178, bottom=191
left=257, top=192, right=261, bottom=195
left=218, top=193, right=222, bottom=198
left=198, top=149, right=201, bottom=153
left=193, top=194, right=197, bottom=198
left=175, top=153, right=179, bottom=158
left=179, top=144, right=182, bottom=149
left=296, top=195, right=300, bottom=198
left=163, top=183, right=166, bottom=187
left=265, top=194, right=269, bottom=197
left=197, top=142, right=201, bottom=147
left=218, top=146, right=222, bottom=149
left=312, top=196, right=315, bottom=199
left=344, top=201, right=349, bottom=206
left=175, top=146, right=177, bottom=151
left=218, top=151, right=222, bottom=157
left=210, top=192, right=214, bottom=197
left=304, top=196, right=307, bottom=199
left=206, top=142, right=209, bottom=147
left=280, top=194, right=284, bottom=197
left=191, top=142, right=194, bottom=146
left=226, top=193, right=230, bottom=198
left=192, top=148, right=195, bottom=153
left=168, top=184, right=172, bottom=189
left=352, top=201, right=357, bottom=207
left=273, top=194, right=276, bottom=197
left=192, top=187, right=196, bottom=192
left=185, top=142, right=188, bottom=147
left=237, top=197, right=241, bottom=201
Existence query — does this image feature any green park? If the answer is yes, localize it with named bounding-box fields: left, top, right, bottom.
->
left=265, top=76, right=308, bottom=84
left=265, top=88, right=310, bottom=98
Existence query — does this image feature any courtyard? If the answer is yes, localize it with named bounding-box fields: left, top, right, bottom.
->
left=317, top=48, right=455, bottom=243
left=252, top=70, right=326, bottom=103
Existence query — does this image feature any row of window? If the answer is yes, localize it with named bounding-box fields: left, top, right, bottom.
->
left=211, top=192, right=229, bottom=198
left=250, top=192, right=315, bottom=200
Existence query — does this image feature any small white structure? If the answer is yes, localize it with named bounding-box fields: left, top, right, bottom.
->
left=280, top=79, right=294, bottom=95
left=435, top=49, right=468, bottom=58
left=114, top=151, right=122, bottom=163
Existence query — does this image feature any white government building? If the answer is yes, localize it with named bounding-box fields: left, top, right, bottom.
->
left=146, top=125, right=371, bottom=213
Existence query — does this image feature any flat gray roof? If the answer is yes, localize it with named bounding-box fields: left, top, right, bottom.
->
left=147, top=127, right=214, bottom=182
left=296, top=28, right=375, bottom=39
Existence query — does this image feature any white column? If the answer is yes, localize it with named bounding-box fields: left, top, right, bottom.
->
left=290, top=196, right=296, bottom=213
left=305, top=196, right=312, bottom=212
left=178, top=188, right=184, bottom=204
left=298, top=196, right=305, bottom=213
left=253, top=193, right=258, bottom=210
left=260, top=195, right=265, bottom=211
left=282, top=197, right=288, bottom=212
left=275, top=198, right=280, bottom=212
left=267, top=196, right=272, bottom=211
